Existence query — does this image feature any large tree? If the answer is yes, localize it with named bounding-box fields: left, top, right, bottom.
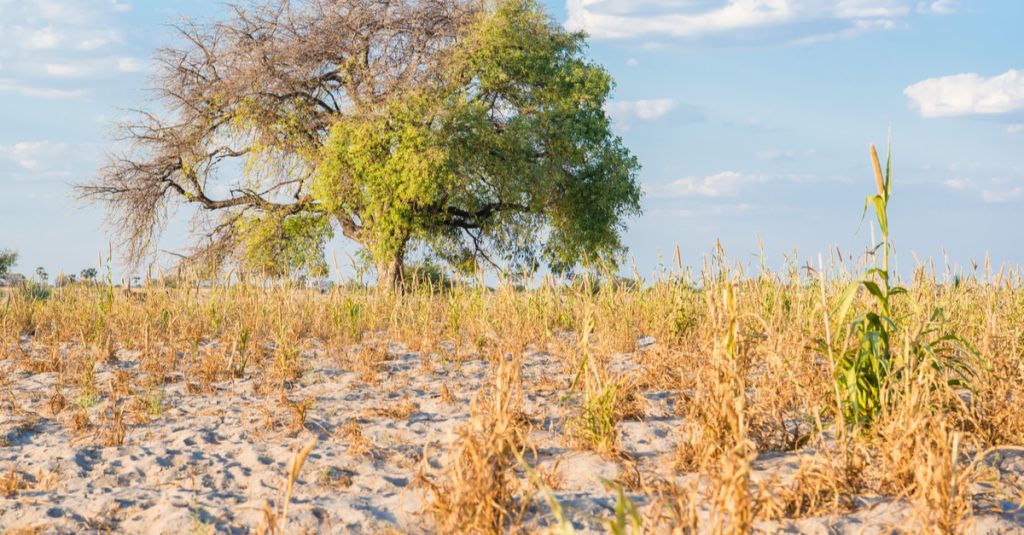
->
left=78, top=0, right=641, bottom=285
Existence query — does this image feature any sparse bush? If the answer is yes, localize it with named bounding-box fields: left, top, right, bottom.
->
left=18, top=280, right=51, bottom=301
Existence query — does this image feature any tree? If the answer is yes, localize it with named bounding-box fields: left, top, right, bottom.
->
left=0, top=250, right=16, bottom=280
left=35, top=267, right=48, bottom=284
left=77, top=0, right=641, bottom=286
left=80, top=268, right=98, bottom=282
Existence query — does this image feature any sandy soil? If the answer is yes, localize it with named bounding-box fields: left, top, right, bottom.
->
left=1, top=341, right=1022, bottom=534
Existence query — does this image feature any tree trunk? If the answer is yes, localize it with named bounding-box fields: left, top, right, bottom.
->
left=371, top=235, right=408, bottom=290
left=376, top=256, right=404, bottom=290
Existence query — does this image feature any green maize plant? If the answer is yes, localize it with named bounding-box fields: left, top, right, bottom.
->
left=830, top=141, right=980, bottom=428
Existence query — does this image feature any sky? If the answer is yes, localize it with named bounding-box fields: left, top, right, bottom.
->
left=1, top=0, right=1022, bottom=281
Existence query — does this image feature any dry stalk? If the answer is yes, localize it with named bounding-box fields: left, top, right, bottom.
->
left=416, top=354, right=532, bottom=533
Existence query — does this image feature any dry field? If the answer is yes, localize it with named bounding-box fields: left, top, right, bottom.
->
left=1, top=258, right=1024, bottom=534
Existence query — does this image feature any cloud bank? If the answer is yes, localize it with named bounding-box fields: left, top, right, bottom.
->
left=565, top=0, right=956, bottom=43
left=0, top=0, right=143, bottom=99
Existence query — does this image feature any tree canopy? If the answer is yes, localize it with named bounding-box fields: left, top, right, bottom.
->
left=78, top=0, right=641, bottom=285
left=0, top=250, right=16, bottom=280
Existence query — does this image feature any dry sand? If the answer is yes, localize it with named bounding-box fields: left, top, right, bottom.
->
left=1, top=341, right=1023, bottom=533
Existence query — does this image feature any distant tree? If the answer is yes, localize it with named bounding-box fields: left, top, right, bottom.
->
left=80, top=268, right=98, bottom=282
left=0, top=249, right=16, bottom=280
left=77, top=0, right=641, bottom=287
left=56, top=274, right=78, bottom=287
left=4, top=273, right=26, bottom=287
left=35, top=267, right=48, bottom=284
left=155, top=276, right=180, bottom=289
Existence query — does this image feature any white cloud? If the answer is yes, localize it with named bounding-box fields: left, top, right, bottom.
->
left=648, top=171, right=770, bottom=199
left=28, top=26, right=62, bottom=50
left=109, top=1, right=132, bottom=13
left=835, top=1, right=908, bottom=19
left=3, top=3, right=124, bottom=52
left=917, top=0, right=958, bottom=14
left=788, top=18, right=901, bottom=45
left=606, top=98, right=677, bottom=121
left=0, top=141, right=101, bottom=187
left=605, top=98, right=693, bottom=130
left=0, top=141, right=72, bottom=175
left=647, top=170, right=827, bottom=199
left=115, top=57, right=146, bottom=73
left=904, top=69, right=1024, bottom=118
left=0, top=79, right=86, bottom=98
left=76, top=30, right=124, bottom=51
left=42, top=57, right=148, bottom=78
left=32, top=0, right=102, bottom=25
left=944, top=177, right=1023, bottom=203
left=45, top=63, right=91, bottom=77
left=567, top=0, right=795, bottom=40
left=943, top=178, right=969, bottom=191
left=565, top=0, right=941, bottom=43
left=0, top=1, right=139, bottom=99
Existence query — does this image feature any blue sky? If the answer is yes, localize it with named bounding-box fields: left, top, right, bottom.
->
left=1, top=0, right=1022, bottom=280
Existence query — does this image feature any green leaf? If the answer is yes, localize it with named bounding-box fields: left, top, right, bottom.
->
left=832, top=281, right=860, bottom=338
left=885, top=135, right=892, bottom=199
left=870, top=195, right=888, bottom=237
left=861, top=280, right=886, bottom=302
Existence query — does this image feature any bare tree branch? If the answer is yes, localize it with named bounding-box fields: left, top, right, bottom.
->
left=78, top=0, right=481, bottom=269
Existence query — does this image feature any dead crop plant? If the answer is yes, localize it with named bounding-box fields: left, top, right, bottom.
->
left=416, top=354, right=533, bottom=534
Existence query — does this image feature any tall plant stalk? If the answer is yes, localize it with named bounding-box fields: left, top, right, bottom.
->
left=829, top=140, right=979, bottom=428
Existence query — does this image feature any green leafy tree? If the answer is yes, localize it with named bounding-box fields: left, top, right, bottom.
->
left=77, top=0, right=641, bottom=286
left=0, top=249, right=16, bottom=280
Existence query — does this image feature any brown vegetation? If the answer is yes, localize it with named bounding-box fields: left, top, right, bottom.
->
left=1, top=253, right=1023, bottom=532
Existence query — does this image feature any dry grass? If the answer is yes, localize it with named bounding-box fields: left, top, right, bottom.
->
left=367, top=396, right=419, bottom=420
left=0, top=467, right=25, bottom=498
left=254, top=436, right=318, bottom=535
left=1, top=252, right=1023, bottom=532
left=415, top=354, right=533, bottom=533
